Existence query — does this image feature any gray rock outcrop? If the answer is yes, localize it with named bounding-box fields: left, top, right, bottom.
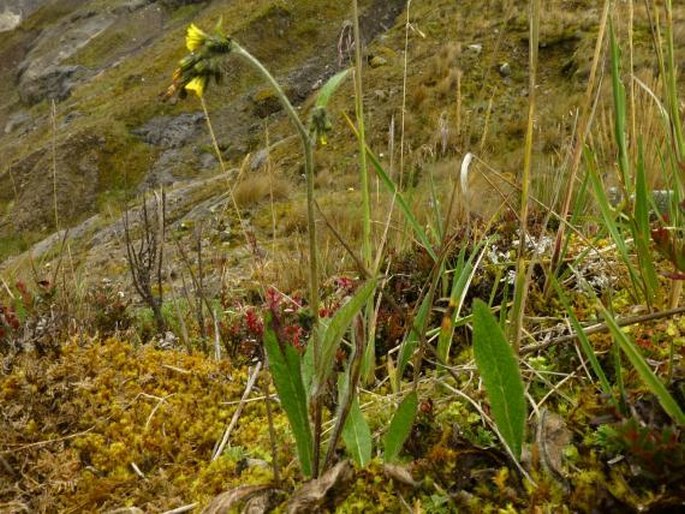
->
left=0, top=0, right=45, bottom=32
left=17, top=11, right=116, bottom=105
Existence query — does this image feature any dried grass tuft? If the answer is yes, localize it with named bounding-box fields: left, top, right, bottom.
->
left=232, top=174, right=291, bottom=209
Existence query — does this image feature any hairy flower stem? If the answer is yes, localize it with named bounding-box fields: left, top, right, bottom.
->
left=231, top=42, right=322, bottom=476
left=352, top=0, right=376, bottom=386
left=352, top=1, right=371, bottom=271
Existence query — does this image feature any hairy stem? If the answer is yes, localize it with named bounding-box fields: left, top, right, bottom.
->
left=232, top=42, right=321, bottom=476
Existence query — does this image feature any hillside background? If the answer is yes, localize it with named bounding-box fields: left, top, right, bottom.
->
left=4, top=0, right=678, bottom=286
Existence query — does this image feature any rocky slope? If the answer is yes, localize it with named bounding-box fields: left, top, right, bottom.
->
left=0, top=0, right=407, bottom=273
left=0, top=0, right=683, bottom=286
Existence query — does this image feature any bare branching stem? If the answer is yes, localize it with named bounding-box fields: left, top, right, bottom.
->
left=124, top=190, right=167, bottom=334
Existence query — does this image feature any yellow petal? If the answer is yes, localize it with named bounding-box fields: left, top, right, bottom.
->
left=186, top=23, right=208, bottom=52
left=184, top=76, right=206, bottom=98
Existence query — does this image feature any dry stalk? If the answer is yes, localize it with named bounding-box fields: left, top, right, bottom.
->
left=212, top=361, right=263, bottom=461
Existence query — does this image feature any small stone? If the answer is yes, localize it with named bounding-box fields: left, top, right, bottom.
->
left=468, top=43, right=483, bottom=54
left=199, top=152, right=218, bottom=170
left=4, top=111, right=31, bottom=134
left=250, top=148, right=269, bottom=171
left=498, top=62, right=511, bottom=77
left=218, top=228, right=233, bottom=243
left=373, top=89, right=388, bottom=101
left=369, top=55, right=388, bottom=68
left=0, top=10, right=22, bottom=32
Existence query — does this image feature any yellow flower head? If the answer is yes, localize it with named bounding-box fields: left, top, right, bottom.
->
left=162, top=22, right=231, bottom=101
left=184, top=76, right=207, bottom=98
left=310, top=107, right=332, bottom=147
left=186, top=23, right=209, bottom=52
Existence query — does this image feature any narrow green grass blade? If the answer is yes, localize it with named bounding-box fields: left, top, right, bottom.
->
left=552, top=279, right=615, bottom=402
left=472, top=299, right=526, bottom=459
left=599, top=303, right=685, bottom=425
left=634, top=143, right=651, bottom=231
left=344, top=109, right=437, bottom=260
left=362, top=142, right=438, bottom=261
left=397, top=293, right=431, bottom=378
left=427, top=167, right=444, bottom=241
left=662, top=2, right=685, bottom=157
left=263, top=314, right=314, bottom=477
left=437, top=247, right=468, bottom=365
left=437, top=240, right=489, bottom=365
left=342, top=396, right=372, bottom=467
left=632, top=141, right=659, bottom=304
left=317, top=279, right=376, bottom=391
left=588, top=160, right=644, bottom=301
left=611, top=340, right=627, bottom=415
left=609, top=23, right=630, bottom=188
left=554, top=171, right=592, bottom=284
left=383, top=391, right=418, bottom=463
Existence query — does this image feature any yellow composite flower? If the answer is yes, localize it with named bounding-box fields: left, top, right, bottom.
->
left=184, top=76, right=207, bottom=98
left=161, top=22, right=232, bottom=101
left=310, top=107, right=332, bottom=147
left=186, top=23, right=208, bottom=52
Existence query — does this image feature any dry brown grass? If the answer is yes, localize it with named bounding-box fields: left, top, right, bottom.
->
left=232, top=173, right=291, bottom=209
left=430, top=41, right=461, bottom=79
left=435, top=68, right=461, bottom=100
left=409, top=84, right=429, bottom=109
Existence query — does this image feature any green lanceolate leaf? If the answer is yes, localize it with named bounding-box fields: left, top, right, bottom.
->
left=342, top=396, right=372, bottom=467
left=315, top=68, right=352, bottom=109
left=472, top=299, right=526, bottom=459
left=383, top=391, right=418, bottom=463
left=316, top=279, right=376, bottom=393
left=263, top=313, right=314, bottom=477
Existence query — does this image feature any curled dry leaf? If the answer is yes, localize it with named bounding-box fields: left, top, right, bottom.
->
left=383, top=463, right=420, bottom=487
left=286, top=460, right=354, bottom=514
left=202, top=485, right=280, bottom=514
left=242, top=491, right=280, bottom=514
left=536, top=409, right=572, bottom=486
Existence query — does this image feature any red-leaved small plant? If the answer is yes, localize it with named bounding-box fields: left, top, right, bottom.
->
left=0, top=303, right=21, bottom=344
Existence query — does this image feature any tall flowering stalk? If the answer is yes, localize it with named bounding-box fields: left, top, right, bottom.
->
left=165, top=21, right=339, bottom=477
left=165, top=21, right=320, bottom=350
